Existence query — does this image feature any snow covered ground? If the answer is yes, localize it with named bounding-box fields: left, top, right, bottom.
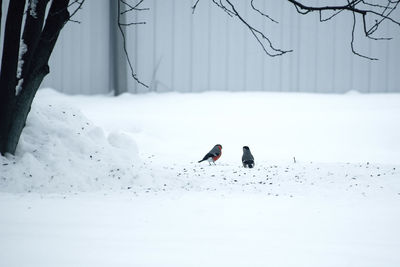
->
left=1, top=89, right=400, bottom=267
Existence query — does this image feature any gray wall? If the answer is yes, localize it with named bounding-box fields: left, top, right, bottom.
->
left=42, top=0, right=112, bottom=95
left=0, top=0, right=112, bottom=95
left=1, top=0, right=400, bottom=94
left=128, top=0, right=400, bottom=93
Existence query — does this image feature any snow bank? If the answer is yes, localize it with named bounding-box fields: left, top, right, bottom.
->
left=0, top=93, right=140, bottom=193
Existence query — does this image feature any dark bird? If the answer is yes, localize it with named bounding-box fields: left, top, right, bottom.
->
left=242, top=146, right=254, bottom=168
left=198, top=144, right=222, bottom=165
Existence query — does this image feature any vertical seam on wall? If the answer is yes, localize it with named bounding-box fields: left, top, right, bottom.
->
left=108, top=0, right=113, bottom=94
left=207, top=0, right=212, bottom=91
left=134, top=8, right=138, bottom=93
left=243, top=2, right=247, bottom=92
left=225, top=14, right=229, bottom=91
left=189, top=0, right=194, bottom=92
left=349, top=16, right=354, bottom=92
left=296, top=13, right=301, bottom=92
left=60, top=31, right=65, bottom=93
left=152, top=0, right=157, bottom=92
left=367, top=39, right=371, bottom=93
left=332, top=15, right=336, bottom=93
left=349, top=47, right=354, bottom=92
left=385, top=23, right=389, bottom=92
left=261, top=0, right=266, bottom=91
left=171, top=0, right=175, bottom=92
left=279, top=1, right=284, bottom=92
left=78, top=10, right=82, bottom=94
left=314, top=0, right=319, bottom=93
left=289, top=7, right=293, bottom=92
left=88, top=7, right=93, bottom=94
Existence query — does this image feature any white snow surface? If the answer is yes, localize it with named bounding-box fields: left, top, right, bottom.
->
left=0, top=94, right=140, bottom=193
left=1, top=89, right=400, bottom=267
left=70, top=89, right=400, bottom=165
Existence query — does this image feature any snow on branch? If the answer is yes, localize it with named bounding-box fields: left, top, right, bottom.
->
left=29, top=0, right=39, bottom=18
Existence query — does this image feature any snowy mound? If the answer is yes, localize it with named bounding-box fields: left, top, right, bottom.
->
left=0, top=97, right=140, bottom=193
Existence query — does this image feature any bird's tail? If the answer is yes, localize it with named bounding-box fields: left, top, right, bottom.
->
left=198, top=159, right=205, bottom=163
left=243, top=160, right=254, bottom=168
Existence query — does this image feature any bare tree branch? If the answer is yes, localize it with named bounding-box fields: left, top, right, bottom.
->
left=211, top=0, right=292, bottom=56
left=121, top=0, right=149, bottom=14
left=250, top=0, right=278, bottom=24
left=286, top=0, right=400, bottom=59
left=192, top=0, right=201, bottom=14
left=118, top=0, right=149, bottom=88
left=68, top=0, right=85, bottom=19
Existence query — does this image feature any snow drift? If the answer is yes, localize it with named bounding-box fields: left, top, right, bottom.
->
left=1, top=89, right=400, bottom=267
left=0, top=96, right=140, bottom=193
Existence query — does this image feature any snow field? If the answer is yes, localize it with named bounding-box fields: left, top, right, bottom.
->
left=1, top=89, right=400, bottom=267
left=1, top=192, right=399, bottom=267
left=68, top=90, right=400, bottom=165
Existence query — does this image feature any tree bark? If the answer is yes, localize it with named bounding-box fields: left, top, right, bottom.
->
left=20, top=0, right=50, bottom=84
left=0, top=0, right=26, bottom=154
left=0, top=0, right=3, bottom=41
left=0, top=0, right=70, bottom=155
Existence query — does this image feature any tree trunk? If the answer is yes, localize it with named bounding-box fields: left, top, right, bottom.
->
left=0, top=0, right=3, bottom=41
left=0, top=0, right=26, bottom=154
left=0, top=0, right=70, bottom=155
left=19, top=0, right=50, bottom=84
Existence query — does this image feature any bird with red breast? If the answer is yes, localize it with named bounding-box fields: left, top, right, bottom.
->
left=198, top=144, right=222, bottom=165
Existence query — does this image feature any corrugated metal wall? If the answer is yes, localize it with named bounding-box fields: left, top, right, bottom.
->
left=128, top=0, right=400, bottom=93
left=42, top=0, right=112, bottom=95
left=0, top=0, right=112, bottom=95
left=1, top=0, right=400, bottom=94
